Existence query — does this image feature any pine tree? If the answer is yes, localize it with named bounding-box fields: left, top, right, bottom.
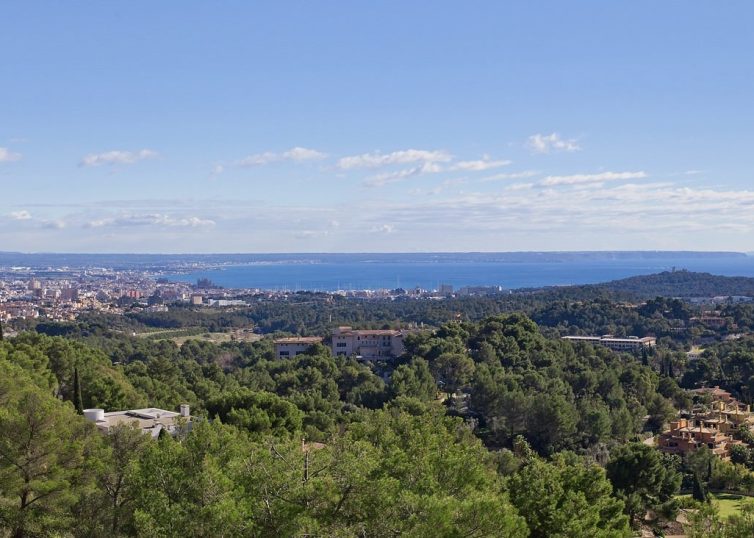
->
left=73, top=367, right=84, bottom=414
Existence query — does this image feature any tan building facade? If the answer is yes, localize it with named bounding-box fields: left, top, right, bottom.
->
left=274, top=336, right=324, bottom=359
left=331, top=326, right=406, bottom=360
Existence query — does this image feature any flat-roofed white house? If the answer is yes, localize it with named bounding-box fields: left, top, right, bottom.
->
left=274, top=336, right=324, bottom=359
left=562, top=334, right=656, bottom=352
left=83, top=404, right=191, bottom=438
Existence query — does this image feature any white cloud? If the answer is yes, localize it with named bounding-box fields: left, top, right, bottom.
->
left=364, top=162, right=443, bottom=187
left=294, top=230, right=329, bottom=239
left=9, top=210, right=32, bottom=220
left=541, top=171, right=647, bottom=186
left=284, top=147, right=327, bottom=161
left=451, top=155, right=511, bottom=171
left=42, top=219, right=66, bottom=230
left=527, top=133, right=581, bottom=154
left=10, top=180, right=754, bottom=251
left=504, top=183, right=535, bottom=191
left=0, top=147, right=22, bottom=162
left=338, top=149, right=452, bottom=170
left=209, top=164, right=224, bottom=180
left=480, top=170, right=539, bottom=182
left=238, top=146, right=327, bottom=166
left=239, top=152, right=278, bottom=166
left=368, top=182, right=754, bottom=243
left=85, top=214, right=215, bottom=228
left=80, top=149, right=158, bottom=167
left=370, top=224, right=395, bottom=234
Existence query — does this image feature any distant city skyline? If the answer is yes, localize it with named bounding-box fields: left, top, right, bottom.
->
left=2, top=2, right=754, bottom=253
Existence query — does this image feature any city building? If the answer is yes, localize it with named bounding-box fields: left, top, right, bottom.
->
left=208, top=299, right=247, bottom=307
left=61, top=286, right=79, bottom=302
left=562, top=334, right=656, bottom=352
left=83, top=405, right=192, bottom=438
left=274, top=336, right=324, bottom=359
left=331, top=326, right=406, bottom=360
left=438, top=284, right=454, bottom=295
left=456, top=285, right=505, bottom=296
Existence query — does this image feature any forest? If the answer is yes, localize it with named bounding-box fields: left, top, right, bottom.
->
left=4, top=285, right=754, bottom=535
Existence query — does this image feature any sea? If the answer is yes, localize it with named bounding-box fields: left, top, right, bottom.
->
left=3, top=251, right=754, bottom=292
left=163, top=252, right=754, bottom=292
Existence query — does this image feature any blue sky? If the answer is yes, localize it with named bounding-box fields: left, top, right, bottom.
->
left=1, top=1, right=753, bottom=253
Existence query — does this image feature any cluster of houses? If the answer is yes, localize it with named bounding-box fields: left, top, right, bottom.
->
left=657, top=386, right=754, bottom=460
left=274, top=326, right=409, bottom=361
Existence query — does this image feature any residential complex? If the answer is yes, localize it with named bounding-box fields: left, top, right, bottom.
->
left=657, top=418, right=744, bottom=460
left=657, top=387, right=754, bottom=460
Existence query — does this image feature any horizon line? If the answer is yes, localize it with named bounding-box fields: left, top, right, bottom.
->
left=0, top=250, right=751, bottom=256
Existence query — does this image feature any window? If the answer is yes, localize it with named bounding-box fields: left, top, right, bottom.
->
left=279, top=351, right=289, bottom=356
left=336, top=342, right=347, bottom=348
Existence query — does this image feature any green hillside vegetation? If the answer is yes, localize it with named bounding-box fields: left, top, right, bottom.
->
left=5, top=291, right=754, bottom=535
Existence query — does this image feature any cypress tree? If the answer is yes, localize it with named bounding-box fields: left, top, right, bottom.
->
left=0, top=320, right=3, bottom=341
left=692, top=472, right=709, bottom=503
left=73, top=367, right=84, bottom=414
left=707, top=457, right=714, bottom=482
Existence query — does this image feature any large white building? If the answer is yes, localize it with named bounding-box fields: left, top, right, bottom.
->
left=562, top=335, right=656, bottom=352
left=331, top=326, right=406, bottom=360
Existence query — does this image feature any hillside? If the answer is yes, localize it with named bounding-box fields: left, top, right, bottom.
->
left=592, top=270, right=754, bottom=299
